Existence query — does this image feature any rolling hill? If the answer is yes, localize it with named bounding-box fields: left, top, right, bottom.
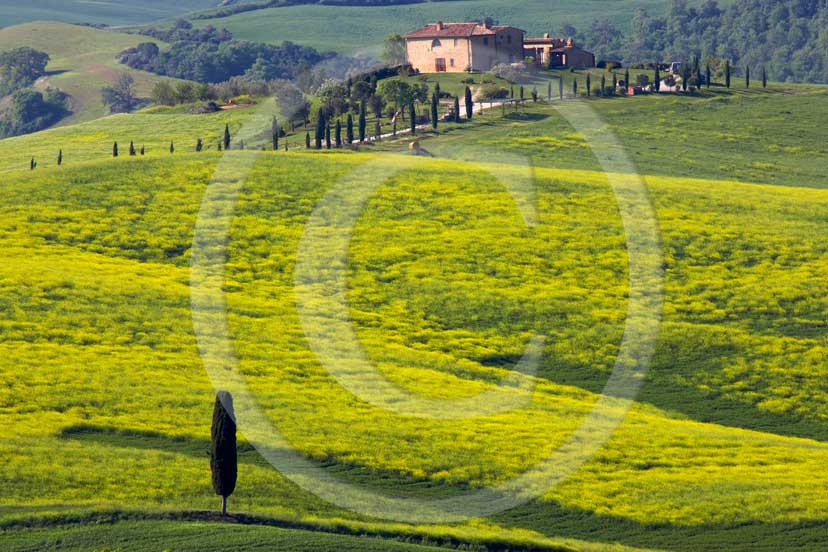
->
left=2, top=81, right=828, bottom=551
left=0, top=22, right=183, bottom=126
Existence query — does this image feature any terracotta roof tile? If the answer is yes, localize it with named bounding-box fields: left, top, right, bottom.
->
left=404, top=22, right=524, bottom=39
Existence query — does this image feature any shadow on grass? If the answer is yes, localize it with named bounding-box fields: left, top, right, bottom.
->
left=495, top=499, right=828, bottom=552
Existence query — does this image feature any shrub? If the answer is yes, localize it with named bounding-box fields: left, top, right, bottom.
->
left=489, top=63, right=531, bottom=84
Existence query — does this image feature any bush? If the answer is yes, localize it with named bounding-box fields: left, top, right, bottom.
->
left=598, top=60, right=623, bottom=70
left=490, top=63, right=531, bottom=84
left=478, top=84, right=510, bottom=100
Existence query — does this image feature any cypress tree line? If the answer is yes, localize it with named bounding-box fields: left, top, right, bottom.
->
left=431, top=92, right=438, bottom=129
left=315, top=109, right=325, bottom=149
left=170, top=141, right=175, bottom=154
left=224, top=124, right=231, bottom=150
left=210, top=391, right=237, bottom=517
left=586, top=73, right=591, bottom=96
left=335, top=120, right=342, bottom=148
left=762, top=66, right=767, bottom=88
left=305, top=131, right=310, bottom=149
left=113, top=142, right=118, bottom=158
left=196, top=138, right=203, bottom=152
left=57, top=149, right=62, bottom=166
left=745, top=65, right=750, bottom=88
left=464, top=86, right=473, bottom=119
left=346, top=114, right=354, bottom=144
left=358, top=102, right=367, bottom=142
left=129, top=141, right=136, bottom=156
left=271, top=117, right=279, bottom=150
left=453, top=96, right=461, bottom=123
left=725, top=60, right=731, bottom=88
left=409, top=102, right=416, bottom=135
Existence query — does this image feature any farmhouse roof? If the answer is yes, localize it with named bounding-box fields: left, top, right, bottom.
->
left=404, top=21, right=525, bottom=39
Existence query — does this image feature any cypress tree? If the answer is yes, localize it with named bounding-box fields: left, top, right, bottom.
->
left=531, top=87, right=539, bottom=102
left=762, top=66, right=767, bottom=88
left=600, top=75, right=606, bottom=96
left=325, top=121, right=331, bottom=149
left=624, top=68, right=630, bottom=88
left=409, top=102, right=416, bottom=135
left=654, top=66, right=660, bottom=91
left=464, top=86, right=473, bottom=119
left=696, top=64, right=702, bottom=88
left=586, top=73, right=591, bottom=96
left=57, top=149, right=62, bottom=166
left=547, top=81, right=552, bottom=101
left=431, top=92, right=438, bottom=129
left=170, top=141, right=175, bottom=154
left=129, top=141, right=136, bottom=156
left=725, top=60, right=731, bottom=88
left=305, top=131, right=311, bottom=149
left=573, top=78, right=578, bottom=96
left=196, top=138, right=203, bottom=152
left=559, top=76, right=563, bottom=100
left=210, top=391, right=237, bottom=517
left=706, top=65, right=711, bottom=88
left=358, top=102, right=367, bottom=142
left=335, top=119, right=342, bottom=147
left=224, top=124, right=231, bottom=150
left=374, top=120, right=381, bottom=141
left=140, top=145, right=145, bottom=155
left=346, top=113, right=354, bottom=144
left=510, top=84, right=515, bottom=99
left=271, top=117, right=279, bottom=150
left=113, top=142, right=118, bottom=158
left=30, top=157, right=35, bottom=170
left=435, top=81, right=441, bottom=97
left=613, top=72, right=619, bottom=91
left=745, top=66, right=750, bottom=88
left=453, top=96, right=460, bottom=123
left=315, top=109, right=325, bottom=149
left=519, top=85, right=525, bottom=100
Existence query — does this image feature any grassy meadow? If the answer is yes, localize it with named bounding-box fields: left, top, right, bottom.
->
left=3, top=81, right=828, bottom=551
left=190, top=0, right=715, bottom=56
left=0, top=1, right=225, bottom=29
left=0, top=22, right=184, bottom=126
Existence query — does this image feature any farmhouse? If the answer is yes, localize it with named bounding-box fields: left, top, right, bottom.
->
left=523, top=35, right=595, bottom=68
left=403, top=21, right=525, bottom=73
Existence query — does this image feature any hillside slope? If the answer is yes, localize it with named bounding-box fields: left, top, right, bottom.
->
left=0, top=22, right=183, bottom=126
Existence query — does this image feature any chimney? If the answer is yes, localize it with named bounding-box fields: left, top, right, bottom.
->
left=484, top=20, right=492, bottom=29
left=435, top=21, right=444, bottom=30
left=544, top=33, right=550, bottom=39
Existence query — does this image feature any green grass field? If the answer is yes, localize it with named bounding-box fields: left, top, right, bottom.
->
left=0, top=1, right=225, bottom=29
left=0, top=22, right=183, bottom=126
left=3, top=81, right=828, bottom=551
left=190, top=0, right=721, bottom=55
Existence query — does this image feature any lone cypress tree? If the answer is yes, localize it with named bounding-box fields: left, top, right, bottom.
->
left=654, top=66, right=660, bottom=91
left=745, top=65, right=750, bottom=88
left=725, top=60, right=731, bottom=88
left=409, top=102, right=416, bottom=135
left=762, top=66, right=767, bottom=88
left=358, top=102, right=367, bottom=142
left=431, top=92, right=438, bottom=129
left=196, top=138, right=203, bottom=152
left=113, top=142, right=118, bottom=158
left=211, top=391, right=237, bottom=517
left=170, top=141, right=175, bottom=154
left=335, top=119, right=342, bottom=147
left=30, top=157, right=36, bottom=170
left=346, top=113, right=354, bottom=144
left=271, top=117, right=279, bottom=150
left=706, top=65, right=711, bottom=88
left=453, top=96, right=460, bottom=123
left=140, top=145, right=145, bottom=155
left=224, top=124, right=231, bottom=150
left=57, top=149, right=62, bottom=166
left=315, top=109, right=325, bottom=149
left=305, top=131, right=311, bottom=149
left=464, top=86, right=473, bottom=119
left=586, top=73, right=591, bottom=96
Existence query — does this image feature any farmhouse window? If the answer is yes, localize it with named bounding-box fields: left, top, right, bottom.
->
left=432, top=39, right=442, bottom=48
